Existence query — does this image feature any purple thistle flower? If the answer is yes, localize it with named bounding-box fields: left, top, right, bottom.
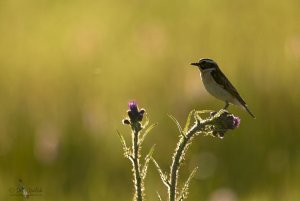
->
left=128, top=101, right=138, bottom=113
left=125, top=100, right=145, bottom=126
left=207, top=110, right=241, bottom=139
left=232, top=116, right=240, bottom=128
left=221, top=113, right=241, bottom=129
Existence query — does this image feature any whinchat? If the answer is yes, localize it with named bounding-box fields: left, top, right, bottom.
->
left=191, top=58, right=255, bottom=118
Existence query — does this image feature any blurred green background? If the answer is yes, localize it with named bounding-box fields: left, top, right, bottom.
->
left=0, top=0, right=300, bottom=200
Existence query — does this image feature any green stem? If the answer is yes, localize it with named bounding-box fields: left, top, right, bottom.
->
left=132, top=129, right=143, bottom=201
left=169, top=121, right=205, bottom=201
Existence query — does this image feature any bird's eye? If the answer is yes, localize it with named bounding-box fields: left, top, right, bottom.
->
left=204, top=62, right=211, bottom=68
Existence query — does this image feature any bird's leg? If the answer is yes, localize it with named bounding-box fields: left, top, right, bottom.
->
left=223, top=101, right=229, bottom=110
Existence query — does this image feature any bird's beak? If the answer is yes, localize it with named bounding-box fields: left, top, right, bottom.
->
left=190, top=62, right=199, bottom=67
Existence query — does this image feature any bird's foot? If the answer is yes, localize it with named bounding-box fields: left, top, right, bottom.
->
left=223, top=101, right=229, bottom=110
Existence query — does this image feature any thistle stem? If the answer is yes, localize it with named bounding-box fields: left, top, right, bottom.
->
left=169, top=121, right=204, bottom=201
left=132, top=129, right=143, bottom=201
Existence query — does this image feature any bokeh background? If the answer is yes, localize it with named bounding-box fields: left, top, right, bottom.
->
left=0, top=0, right=300, bottom=200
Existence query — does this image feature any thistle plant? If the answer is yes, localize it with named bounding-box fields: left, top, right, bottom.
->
left=118, top=101, right=157, bottom=201
left=152, top=109, right=240, bottom=201
left=118, top=101, right=240, bottom=201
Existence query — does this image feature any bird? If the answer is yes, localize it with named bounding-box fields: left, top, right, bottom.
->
left=191, top=58, right=255, bottom=118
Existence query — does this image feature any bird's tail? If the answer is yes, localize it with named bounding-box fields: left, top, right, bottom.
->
left=243, top=105, right=256, bottom=119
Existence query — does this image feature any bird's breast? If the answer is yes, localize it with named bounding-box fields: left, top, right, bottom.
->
left=200, top=71, right=238, bottom=104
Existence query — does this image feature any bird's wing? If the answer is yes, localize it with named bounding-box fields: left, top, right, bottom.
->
left=211, top=70, right=246, bottom=105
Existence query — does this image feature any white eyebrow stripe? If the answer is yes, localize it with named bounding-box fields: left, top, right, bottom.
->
left=202, top=68, right=215, bottom=72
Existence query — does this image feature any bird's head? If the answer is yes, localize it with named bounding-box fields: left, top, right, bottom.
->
left=191, top=58, right=218, bottom=72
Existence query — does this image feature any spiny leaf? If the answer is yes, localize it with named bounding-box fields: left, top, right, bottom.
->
left=177, top=167, right=198, bottom=201
left=141, top=145, right=156, bottom=180
left=143, top=114, right=150, bottom=128
left=196, top=110, right=215, bottom=114
left=169, top=115, right=186, bottom=138
left=194, top=111, right=202, bottom=122
left=139, top=123, right=158, bottom=145
left=183, top=110, right=195, bottom=133
left=194, top=110, right=215, bottom=121
left=116, top=129, right=130, bottom=158
left=157, top=192, right=163, bottom=201
left=152, top=157, right=170, bottom=187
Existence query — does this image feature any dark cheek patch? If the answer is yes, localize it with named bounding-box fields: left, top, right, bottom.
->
left=201, top=64, right=212, bottom=70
